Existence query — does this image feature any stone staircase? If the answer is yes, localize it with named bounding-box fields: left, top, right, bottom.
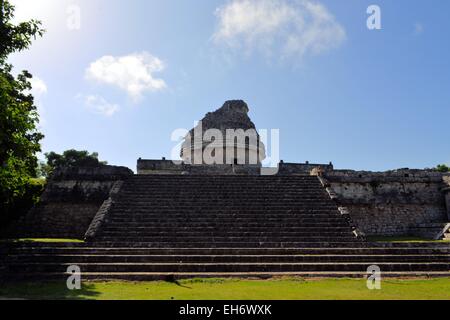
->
left=1, top=242, right=450, bottom=280
left=1, top=175, right=449, bottom=281
left=93, top=175, right=360, bottom=246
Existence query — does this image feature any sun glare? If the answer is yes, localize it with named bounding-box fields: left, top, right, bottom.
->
left=11, top=0, right=63, bottom=24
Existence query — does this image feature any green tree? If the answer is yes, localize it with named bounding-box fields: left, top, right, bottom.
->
left=0, top=0, right=45, bottom=222
left=436, top=164, right=450, bottom=173
left=41, top=150, right=108, bottom=178
left=0, top=0, right=44, bottom=63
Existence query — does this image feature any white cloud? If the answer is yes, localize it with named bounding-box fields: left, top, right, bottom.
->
left=84, top=95, right=120, bottom=117
left=29, top=76, right=48, bottom=98
left=213, top=0, right=346, bottom=62
left=28, top=76, right=48, bottom=127
left=86, top=52, right=167, bottom=101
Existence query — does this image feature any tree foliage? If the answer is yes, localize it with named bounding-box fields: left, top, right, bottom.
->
left=40, top=150, right=108, bottom=178
left=436, top=164, right=450, bottom=173
left=0, top=0, right=44, bottom=63
left=0, top=0, right=45, bottom=222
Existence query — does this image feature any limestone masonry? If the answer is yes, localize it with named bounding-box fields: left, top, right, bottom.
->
left=3, top=100, right=449, bottom=240
left=8, top=161, right=449, bottom=240
left=180, top=100, right=266, bottom=165
left=1, top=100, right=449, bottom=281
left=3, top=166, right=133, bottom=239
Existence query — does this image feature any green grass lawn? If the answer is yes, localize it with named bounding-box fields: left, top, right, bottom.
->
left=1, top=278, right=449, bottom=300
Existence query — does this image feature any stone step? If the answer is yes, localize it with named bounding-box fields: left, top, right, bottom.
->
left=120, top=186, right=326, bottom=190
left=109, top=208, right=342, bottom=213
left=8, top=246, right=450, bottom=256
left=109, top=214, right=342, bottom=222
left=119, top=188, right=330, bottom=192
left=114, top=200, right=335, bottom=204
left=121, top=189, right=327, bottom=193
left=110, top=205, right=342, bottom=211
left=104, top=221, right=352, bottom=227
left=98, top=233, right=356, bottom=239
left=109, top=209, right=341, bottom=213
left=116, top=195, right=331, bottom=200
left=5, top=262, right=450, bottom=273
left=104, top=222, right=352, bottom=228
left=86, top=242, right=365, bottom=248
left=6, top=271, right=450, bottom=281
left=119, top=188, right=328, bottom=192
left=118, top=194, right=328, bottom=199
left=111, top=206, right=340, bottom=212
left=7, top=254, right=450, bottom=263
left=107, top=217, right=349, bottom=222
left=126, top=182, right=323, bottom=186
left=98, top=231, right=354, bottom=237
left=31, top=172, right=377, bottom=283
left=119, top=190, right=328, bottom=194
left=94, top=236, right=359, bottom=243
left=5, top=271, right=450, bottom=281
left=102, top=226, right=353, bottom=232
left=124, top=179, right=322, bottom=183
left=112, top=205, right=337, bottom=210
left=129, top=175, right=316, bottom=179
left=108, top=214, right=345, bottom=219
left=104, top=225, right=352, bottom=230
left=123, top=184, right=326, bottom=189
left=126, top=179, right=320, bottom=184
left=126, top=180, right=321, bottom=185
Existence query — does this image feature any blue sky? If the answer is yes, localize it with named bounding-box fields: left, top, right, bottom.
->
left=9, top=0, right=450, bottom=171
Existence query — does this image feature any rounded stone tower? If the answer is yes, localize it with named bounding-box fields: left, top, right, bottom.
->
left=181, top=100, right=266, bottom=165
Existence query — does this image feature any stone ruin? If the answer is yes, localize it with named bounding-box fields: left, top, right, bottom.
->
left=0, top=100, right=449, bottom=281
left=180, top=100, right=266, bottom=165
left=3, top=100, right=448, bottom=241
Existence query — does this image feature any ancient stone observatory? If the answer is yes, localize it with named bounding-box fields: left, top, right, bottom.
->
left=180, top=100, right=266, bottom=165
left=2, top=99, right=449, bottom=241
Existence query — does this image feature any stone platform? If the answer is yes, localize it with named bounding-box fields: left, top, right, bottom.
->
left=1, top=174, right=449, bottom=281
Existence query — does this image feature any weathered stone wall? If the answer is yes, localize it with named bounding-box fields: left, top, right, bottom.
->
left=3, top=166, right=133, bottom=239
left=137, top=159, right=332, bottom=176
left=278, top=162, right=333, bottom=175
left=443, top=176, right=450, bottom=220
left=323, top=170, right=450, bottom=238
left=137, top=159, right=262, bottom=175
left=4, top=157, right=448, bottom=240
left=137, top=159, right=184, bottom=175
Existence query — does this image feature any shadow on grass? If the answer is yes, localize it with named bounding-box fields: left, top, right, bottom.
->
left=0, top=281, right=101, bottom=300
left=164, top=275, right=192, bottom=289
